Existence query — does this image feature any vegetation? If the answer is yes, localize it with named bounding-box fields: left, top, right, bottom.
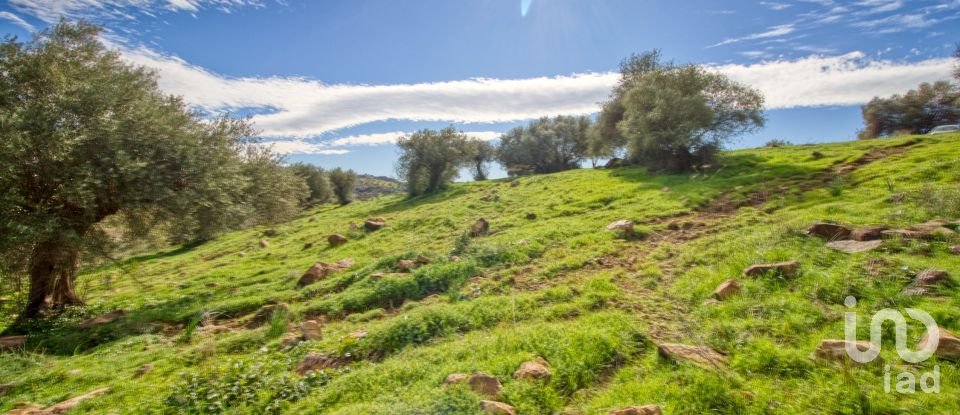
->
left=3, top=133, right=960, bottom=414
left=328, top=168, right=358, bottom=205
left=290, top=163, right=333, bottom=205
left=497, top=115, right=592, bottom=176
left=858, top=81, right=960, bottom=138
left=396, top=128, right=473, bottom=196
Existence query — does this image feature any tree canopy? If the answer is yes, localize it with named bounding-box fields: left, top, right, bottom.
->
left=496, top=115, right=591, bottom=176
left=395, top=128, right=474, bottom=196
left=858, top=81, right=960, bottom=139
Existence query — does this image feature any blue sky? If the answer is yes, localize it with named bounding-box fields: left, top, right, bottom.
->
left=1, top=0, right=958, bottom=178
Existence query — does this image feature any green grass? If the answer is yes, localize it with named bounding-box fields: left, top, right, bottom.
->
left=1, top=134, right=960, bottom=414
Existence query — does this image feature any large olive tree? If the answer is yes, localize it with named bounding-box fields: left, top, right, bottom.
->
left=0, top=21, right=256, bottom=322
left=396, top=127, right=472, bottom=196
left=496, top=115, right=591, bottom=176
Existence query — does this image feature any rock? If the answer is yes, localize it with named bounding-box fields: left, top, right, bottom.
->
left=301, top=320, right=323, bottom=340
left=609, top=405, right=662, bottom=415
left=78, top=310, right=126, bottom=329
left=743, top=260, right=799, bottom=278
left=10, top=388, right=113, bottom=415
left=364, top=218, right=386, bottom=231
left=0, top=383, right=13, bottom=397
left=467, top=372, right=503, bottom=397
left=479, top=193, right=498, bottom=202
left=327, top=234, right=348, bottom=247
left=443, top=373, right=470, bottom=385
left=908, top=222, right=957, bottom=239
left=0, top=336, right=26, bottom=352
left=813, top=339, right=877, bottom=363
left=330, top=258, right=355, bottom=270
left=369, top=273, right=383, bottom=281
left=825, top=240, right=883, bottom=254
left=5, top=402, right=43, bottom=415
left=295, top=353, right=343, bottom=375
left=280, top=332, right=301, bottom=348
left=298, top=262, right=331, bottom=287
left=884, top=225, right=956, bottom=241
left=851, top=226, right=888, bottom=241
left=951, top=245, right=960, bottom=255
left=606, top=220, right=635, bottom=236
left=303, top=242, right=313, bottom=250
left=414, top=255, right=431, bottom=266
left=604, top=157, right=622, bottom=169
left=525, top=212, right=537, bottom=220
left=918, top=329, right=960, bottom=360
left=915, top=269, right=950, bottom=286
left=711, top=280, right=741, bottom=300
left=348, top=329, right=368, bottom=340
left=259, top=239, right=269, bottom=248
left=197, top=325, right=230, bottom=335
left=133, top=364, right=153, bottom=378
left=479, top=400, right=516, bottom=415
left=513, top=357, right=551, bottom=382
left=887, top=192, right=907, bottom=203
left=657, top=343, right=728, bottom=370
left=811, top=151, right=824, bottom=159
left=262, top=229, right=279, bottom=237
left=510, top=180, right=520, bottom=187
left=397, top=259, right=417, bottom=272
left=470, top=218, right=490, bottom=237
left=807, top=223, right=852, bottom=240
left=245, top=303, right=289, bottom=329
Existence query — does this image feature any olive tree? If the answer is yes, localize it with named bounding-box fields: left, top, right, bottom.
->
left=327, top=168, right=357, bottom=205
left=395, top=127, right=472, bottom=196
left=467, top=139, right=497, bottom=181
left=0, top=22, right=257, bottom=322
left=496, top=115, right=591, bottom=176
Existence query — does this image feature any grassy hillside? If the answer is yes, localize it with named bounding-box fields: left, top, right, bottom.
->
left=2, top=134, right=959, bottom=414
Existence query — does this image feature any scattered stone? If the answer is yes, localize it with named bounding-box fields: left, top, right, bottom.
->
left=657, top=343, right=728, bottom=370
left=259, top=239, right=269, bottom=248
left=295, top=353, right=343, bottom=375
left=364, top=217, right=386, bottom=231
left=915, top=269, right=950, bottom=287
left=711, top=280, right=741, bottom=300
left=467, top=372, right=503, bottom=398
left=397, top=259, right=417, bottom=272
left=5, top=402, right=43, bottom=415
left=479, top=193, right=498, bottom=202
left=133, top=364, right=153, bottom=378
left=525, top=212, right=537, bottom=220
left=604, top=157, right=622, bottom=169
left=480, top=400, right=516, bottom=415
left=661, top=187, right=670, bottom=192
left=327, top=234, right=348, bottom=247
left=887, top=192, right=907, bottom=203
left=280, top=332, right=301, bottom=348
left=0, top=336, right=26, bottom=352
left=470, top=218, right=490, bottom=237
left=513, top=357, right=551, bottom=382
left=348, top=329, right=368, bottom=340
left=298, top=262, right=332, bottom=288
left=197, top=325, right=230, bottom=335
left=204, top=282, right=217, bottom=288
left=443, top=373, right=470, bottom=385
left=78, top=310, right=126, bottom=329
left=813, top=339, right=877, bottom=363
left=369, top=273, right=383, bottom=281
left=238, top=252, right=246, bottom=257
left=881, top=229, right=927, bottom=240
left=950, top=245, right=960, bottom=255
left=262, top=229, right=279, bottom=237
left=810, top=151, right=824, bottom=159
left=884, top=225, right=956, bottom=241
left=609, top=405, right=662, bottom=415
left=414, top=255, right=431, bottom=266
left=606, top=220, right=635, bottom=237
left=0, top=383, right=12, bottom=397
left=806, top=223, right=852, bottom=240
left=301, top=320, right=323, bottom=340
left=510, top=180, right=520, bottom=187
left=7, top=388, right=113, bottom=415
left=331, top=258, right=355, bottom=270
left=245, top=303, right=289, bottom=329
left=743, top=260, right=799, bottom=278
left=826, top=240, right=883, bottom=254
left=851, top=226, right=888, bottom=241
left=303, top=242, right=313, bottom=250
left=918, top=329, right=960, bottom=360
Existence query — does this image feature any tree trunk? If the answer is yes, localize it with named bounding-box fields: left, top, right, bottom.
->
left=21, top=239, right=83, bottom=319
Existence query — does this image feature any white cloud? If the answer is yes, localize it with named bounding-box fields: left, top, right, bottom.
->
left=0, top=11, right=35, bottom=31
left=710, top=24, right=795, bottom=48
left=117, top=45, right=956, bottom=155
left=760, top=2, right=792, bottom=11
left=8, top=0, right=262, bottom=23
left=260, top=140, right=351, bottom=155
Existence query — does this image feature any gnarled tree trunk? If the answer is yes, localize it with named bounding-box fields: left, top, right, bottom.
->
left=21, top=239, right=83, bottom=319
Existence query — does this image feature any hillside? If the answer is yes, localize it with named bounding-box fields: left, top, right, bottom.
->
left=2, top=134, right=960, bottom=414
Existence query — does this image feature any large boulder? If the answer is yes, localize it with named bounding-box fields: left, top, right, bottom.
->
left=301, top=320, right=323, bottom=340
left=807, top=223, right=852, bottom=240
left=467, top=372, right=503, bottom=397
left=825, top=240, right=883, bottom=254
left=327, top=234, right=348, bottom=247
left=657, top=343, right=728, bottom=370
left=743, top=260, right=799, bottom=278
left=813, top=339, right=877, bottom=363
left=364, top=218, right=386, bottom=231
left=78, top=310, right=126, bottom=329
left=609, top=405, right=662, bottom=415
left=711, top=280, right=741, bottom=300
left=851, top=226, right=888, bottom=241
left=918, top=329, right=960, bottom=360
left=513, top=357, right=551, bottom=382
left=298, top=262, right=332, bottom=288
left=480, top=400, right=516, bottom=415
left=470, top=218, right=490, bottom=237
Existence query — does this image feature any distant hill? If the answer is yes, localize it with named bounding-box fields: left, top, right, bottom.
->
left=353, top=174, right=402, bottom=200
left=3, top=134, right=960, bottom=414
